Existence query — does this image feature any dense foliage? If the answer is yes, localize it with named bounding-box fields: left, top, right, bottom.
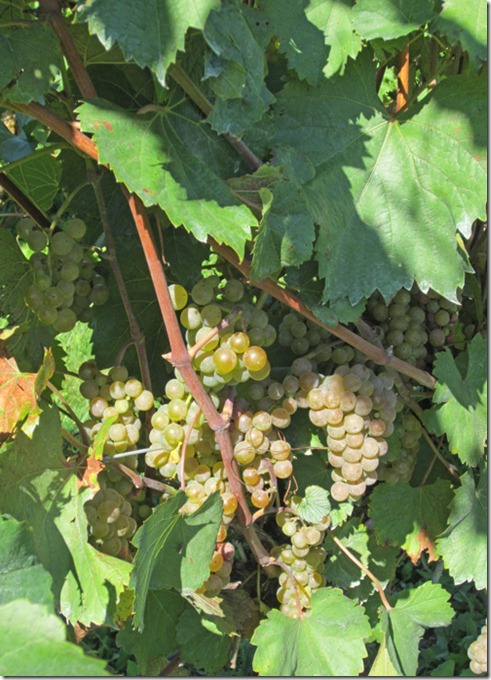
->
left=0, top=0, right=487, bottom=676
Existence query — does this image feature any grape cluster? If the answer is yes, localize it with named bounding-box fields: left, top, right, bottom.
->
left=84, top=488, right=137, bottom=557
left=271, top=508, right=330, bottom=618
left=468, top=622, right=487, bottom=675
left=231, top=405, right=293, bottom=510
left=277, top=310, right=332, bottom=358
left=198, top=541, right=236, bottom=597
left=18, top=217, right=109, bottom=333
left=79, top=360, right=153, bottom=460
left=365, top=287, right=459, bottom=367
left=378, top=411, right=423, bottom=484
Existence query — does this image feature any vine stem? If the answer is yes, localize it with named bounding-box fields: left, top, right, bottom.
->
left=87, top=163, right=152, bottom=393
left=0, top=172, right=50, bottom=229
left=329, top=534, right=392, bottom=612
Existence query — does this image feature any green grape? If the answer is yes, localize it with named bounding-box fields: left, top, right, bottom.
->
left=230, top=332, right=250, bottom=354
left=125, top=378, right=143, bottom=398
left=274, top=460, right=293, bottom=478
left=243, top=346, right=267, bottom=372
left=16, top=217, right=35, bottom=240
left=168, top=283, right=188, bottom=310
left=60, top=261, right=80, bottom=282
left=24, top=285, right=44, bottom=309
left=163, top=423, right=184, bottom=447
left=180, top=305, right=202, bottom=330
left=27, top=230, right=48, bottom=252
left=90, top=284, right=110, bottom=306
left=168, top=398, right=188, bottom=421
left=201, top=303, right=222, bottom=327
left=223, top=279, right=244, bottom=302
left=191, top=279, right=214, bottom=305
left=53, top=307, right=77, bottom=333
left=134, top=389, right=154, bottom=411
left=51, top=231, right=75, bottom=256
left=37, top=305, right=58, bottom=325
left=109, top=365, right=129, bottom=382
left=75, top=279, right=91, bottom=297
left=34, top=271, right=52, bottom=291
left=65, top=218, right=87, bottom=240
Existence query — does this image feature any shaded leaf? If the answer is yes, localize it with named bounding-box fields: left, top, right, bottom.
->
left=382, top=582, right=454, bottom=676
left=78, top=99, right=256, bottom=259
left=433, top=0, right=487, bottom=67
left=117, top=590, right=187, bottom=676
left=0, top=599, right=110, bottom=676
left=352, top=0, right=435, bottom=40
left=306, top=0, right=362, bottom=78
left=7, top=153, right=62, bottom=212
left=436, top=471, right=487, bottom=590
left=78, top=0, right=219, bottom=85
left=368, top=480, right=454, bottom=563
left=424, top=335, right=487, bottom=467
left=0, top=516, right=54, bottom=608
left=251, top=587, right=370, bottom=676
left=0, top=119, right=33, bottom=163
left=130, top=491, right=223, bottom=630
left=176, top=606, right=233, bottom=675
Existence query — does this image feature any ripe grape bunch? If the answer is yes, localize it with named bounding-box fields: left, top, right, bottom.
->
left=18, top=216, right=109, bottom=333
left=272, top=506, right=330, bottom=618
left=378, top=411, right=423, bottom=484
left=468, top=622, right=487, bottom=675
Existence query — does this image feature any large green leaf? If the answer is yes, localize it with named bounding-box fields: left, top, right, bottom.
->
left=352, top=0, right=435, bottom=40
left=0, top=407, right=130, bottom=626
left=305, top=0, right=362, bottom=79
left=0, top=120, right=33, bottom=163
left=77, top=0, right=219, bottom=85
left=176, top=605, right=233, bottom=674
left=424, top=335, right=487, bottom=467
left=0, top=600, right=110, bottom=676
left=202, top=2, right=275, bottom=135
left=369, top=632, right=400, bottom=676
left=0, top=23, right=61, bottom=103
left=7, top=153, right=62, bottom=212
left=0, top=230, right=31, bottom=316
left=436, top=471, right=487, bottom=590
left=78, top=98, right=256, bottom=259
left=251, top=587, right=370, bottom=676
left=267, top=54, right=486, bottom=304
left=382, top=582, right=454, bottom=676
left=0, top=516, right=54, bottom=608
left=117, top=590, right=188, bottom=675
left=130, top=491, right=223, bottom=630
left=368, top=480, right=454, bottom=563
left=433, top=0, right=487, bottom=67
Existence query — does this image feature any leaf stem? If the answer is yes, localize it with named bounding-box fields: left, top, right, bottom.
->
left=329, top=534, right=392, bottom=612
left=0, top=172, right=50, bottom=229
left=395, top=41, right=410, bottom=114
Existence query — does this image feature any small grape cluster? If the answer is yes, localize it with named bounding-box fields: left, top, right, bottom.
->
left=231, top=406, right=293, bottom=510
left=277, top=310, right=332, bottom=357
left=198, top=541, right=236, bottom=597
left=468, top=622, right=487, bottom=675
left=365, top=287, right=459, bottom=367
left=17, top=217, right=109, bottom=333
left=271, top=508, right=330, bottom=618
left=378, top=411, right=423, bottom=484
left=79, top=361, right=153, bottom=458
left=84, top=487, right=137, bottom=558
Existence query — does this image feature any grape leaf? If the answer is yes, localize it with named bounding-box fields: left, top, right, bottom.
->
left=432, top=0, right=487, bottom=67
left=424, top=335, right=487, bottom=467
left=296, top=485, right=331, bottom=524
left=369, top=632, right=400, bottom=676
left=6, top=153, right=62, bottom=212
left=251, top=587, right=370, bottom=676
left=176, top=606, right=233, bottom=675
left=352, top=0, right=435, bottom=40
left=0, top=600, right=110, bottom=676
left=305, top=0, right=362, bottom=79
left=117, top=590, right=188, bottom=675
left=0, top=229, right=31, bottom=317
left=0, top=23, right=61, bottom=103
left=368, top=480, right=453, bottom=563
left=77, top=0, right=219, bottom=85
left=0, top=406, right=130, bottom=626
left=0, top=348, right=55, bottom=440
left=202, top=2, right=275, bottom=135
left=436, top=471, right=487, bottom=590
left=257, top=0, right=329, bottom=85
left=130, top=491, right=223, bottom=630
left=381, top=582, right=454, bottom=676
left=78, top=98, right=256, bottom=259
left=0, top=516, right=54, bottom=608
left=0, top=119, right=33, bottom=163
left=267, top=54, right=486, bottom=304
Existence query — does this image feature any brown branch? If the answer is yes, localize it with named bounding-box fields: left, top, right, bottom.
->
left=396, top=42, right=410, bottom=114
left=87, top=164, right=152, bottom=393
left=38, top=0, right=97, bottom=99
left=0, top=173, right=50, bottom=229
left=210, top=240, right=436, bottom=389
left=330, top=534, right=392, bottom=611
